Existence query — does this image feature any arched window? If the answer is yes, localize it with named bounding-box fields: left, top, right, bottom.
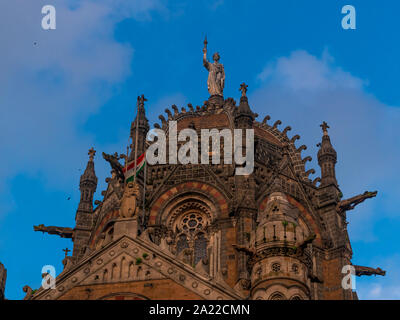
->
left=194, top=233, right=207, bottom=265
left=176, top=234, right=189, bottom=254
left=269, top=292, right=285, bottom=300
left=172, top=211, right=210, bottom=266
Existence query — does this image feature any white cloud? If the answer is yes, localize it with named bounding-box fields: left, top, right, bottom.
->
left=0, top=0, right=165, bottom=218
left=148, top=93, right=188, bottom=120
left=257, top=50, right=364, bottom=91
left=251, top=49, right=400, bottom=242
left=356, top=254, right=400, bottom=300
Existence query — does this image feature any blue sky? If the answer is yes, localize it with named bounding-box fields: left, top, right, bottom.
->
left=0, top=0, right=399, bottom=299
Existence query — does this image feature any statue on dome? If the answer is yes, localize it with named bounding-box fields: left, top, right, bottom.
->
left=203, top=37, right=225, bottom=97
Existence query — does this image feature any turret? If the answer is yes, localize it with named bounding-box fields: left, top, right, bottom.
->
left=247, top=193, right=313, bottom=300
left=77, top=148, right=98, bottom=213
left=235, top=82, right=255, bottom=130
left=73, top=148, right=98, bottom=260
left=129, top=95, right=149, bottom=161
left=317, top=122, right=337, bottom=187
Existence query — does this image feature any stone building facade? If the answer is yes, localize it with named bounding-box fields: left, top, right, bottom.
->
left=0, top=263, right=6, bottom=300
left=23, top=50, right=385, bottom=300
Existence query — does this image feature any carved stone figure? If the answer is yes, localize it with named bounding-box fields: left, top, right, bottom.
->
left=102, top=152, right=125, bottom=182
left=120, top=181, right=140, bottom=218
left=33, top=224, right=74, bottom=238
left=203, top=37, right=225, bottom=96
left=23, top=285, right=33, bottom=300
left=336, top=191, right=378, bottom=213
left=354, top=265, right=386, bottom=277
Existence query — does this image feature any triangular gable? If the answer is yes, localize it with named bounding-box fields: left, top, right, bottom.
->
left=33, top=235, right=243, bottom=300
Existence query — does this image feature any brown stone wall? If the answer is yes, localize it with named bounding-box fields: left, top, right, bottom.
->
left=58, top=279, right=203, bottom=300
left=321, top=257, right=345, bottom=300
left=177, top=113, right=230, bottom=130
left=221, top=222, right=237, bottom=287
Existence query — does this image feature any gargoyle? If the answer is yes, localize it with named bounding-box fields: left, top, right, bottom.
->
left=102, top=152, right=125, bottom=182
left=33, top=224, right=74, bottom=238
left=354, top=265, right=386, bottom=277
left=336, top=191, right=377, bottom=214
left=232, top=244, right=257, bottom=257
left=308, top=271, right=323, bottom=283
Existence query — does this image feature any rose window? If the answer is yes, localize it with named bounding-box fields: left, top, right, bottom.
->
left=180, top=213, right=204, bottom=233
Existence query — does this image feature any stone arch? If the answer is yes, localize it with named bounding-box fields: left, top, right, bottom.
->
left=258, top=193, right=322, bottom=247
left=269, top=292, right=286, bottom=300
left=98, top=292, right=149, bottom=300
left=252, top=283, right=309, bottom=300
left=90, top=210, right=119, bottom=248
left=148, top=181, right=229, bottom=225
left=253, top=121, right=313, bottom=179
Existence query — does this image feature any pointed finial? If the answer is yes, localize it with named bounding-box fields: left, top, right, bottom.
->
left=62, top=247, right=70, bottom=258
left=88, top=147, right=96, bottom=161
left=239, top=82, right=248, bottom=97
left=320, top=121, right=329, bottom=135
left=137, top=94, right=147, bottom=107
left=204, top=35, right=208, bottom=47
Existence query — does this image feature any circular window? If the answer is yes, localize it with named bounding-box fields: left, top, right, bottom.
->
left=180, top=212, right=205, bottom=233
left=271, top=263, right=281, bottom=273
left=188, top=219, right=197, bottom=227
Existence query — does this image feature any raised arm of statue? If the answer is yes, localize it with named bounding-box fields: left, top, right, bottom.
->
left=203, top=49, right=210, bottom=70
left=203, top=37, right=210, bottom=70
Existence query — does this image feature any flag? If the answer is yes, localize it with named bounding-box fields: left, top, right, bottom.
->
left=123, top=152, right=146, bottom=183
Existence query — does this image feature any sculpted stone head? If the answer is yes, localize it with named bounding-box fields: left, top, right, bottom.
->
left=212, top=52, right=220, bottom=62
left=126, top=181, right=139, bottom=197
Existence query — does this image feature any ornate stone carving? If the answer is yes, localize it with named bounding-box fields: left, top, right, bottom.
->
left=33, top=224, right=74, bottom=238
left=120, top=181, right=140, bottom=218
left=354, top=265, right=386, bottom=277
left=23, top=285, right=33, bottom=300
left=203, top=37, right=225, bottom=97
left=336, top=191, right=378, bottom=213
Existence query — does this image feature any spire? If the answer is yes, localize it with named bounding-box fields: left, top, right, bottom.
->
left=129, top=95, right=149, bottom=161
left=78, top=148, right=98, bottom=213
left=73, top=148, right=98, bottom=261
left=236, top=82, right=254, bottom=127
left=317, top=122, right=337, bottom=186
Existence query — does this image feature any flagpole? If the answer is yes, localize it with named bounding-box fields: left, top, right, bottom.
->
left=143, top=162, right=146, bottom=213
left=125, top=145, right=129, bottom=171
left=134, top=96, right=140, bottom=182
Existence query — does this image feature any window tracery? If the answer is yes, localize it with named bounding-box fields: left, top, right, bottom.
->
left=173, top=211, right=209, bottom=266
